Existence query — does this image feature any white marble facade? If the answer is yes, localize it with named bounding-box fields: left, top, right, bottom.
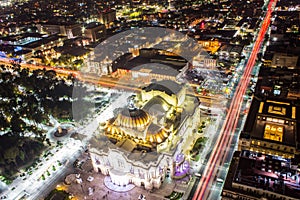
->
left=90, top=148, right=171, bottom=190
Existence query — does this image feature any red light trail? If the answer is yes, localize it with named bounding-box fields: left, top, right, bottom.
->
left=0, top=4, right=276, bottom=198
left=192, top=0, right=276, bottom=199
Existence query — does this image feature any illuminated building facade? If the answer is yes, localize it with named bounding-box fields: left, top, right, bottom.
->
left=222, top=151, right=300, bottom=200
left=198, top=40, right=221, bottom=54
left=84, top=22, right=106, bottom=42
left=36, top=23, right=82, bottom=39
left=239, top=98, right=300, bottom=159
left=89, top=80, right=200, bottom=190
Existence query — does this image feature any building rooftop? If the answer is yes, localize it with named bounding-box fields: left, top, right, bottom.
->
left=255, top=67, right=300, bottom=99
left=143, top=80, right=183, bottom=96
left=0, top=32, right=43, bottom=42
left=116, top=139, right=137, bottom=152
left=89, top=134, right=168, bottom=166
left=55, top=46, right=90, bottom=57
left=223, top=151, right=300, bottom=200
left=242, top=98, right=299, bottom=147
left=85, top=22, right=105, bottom=29
left=112, top=50, right=187, bottom=76
left=24, top=34, right=65, bottom=49
left=142, top=96, right=169, bottom=116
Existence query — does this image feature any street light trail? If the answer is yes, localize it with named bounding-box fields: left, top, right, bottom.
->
left=192, top=0, right=276, bottom=199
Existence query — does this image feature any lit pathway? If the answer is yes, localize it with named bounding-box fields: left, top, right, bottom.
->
left=1, top=91, right=132, bottom=200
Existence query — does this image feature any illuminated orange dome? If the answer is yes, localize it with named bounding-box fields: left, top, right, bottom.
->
left=114, top=108, right=150, bottom=129
left=146, top=123, right=169, bottom=144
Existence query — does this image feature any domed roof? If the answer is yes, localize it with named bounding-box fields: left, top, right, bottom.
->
left=115, top=108, right=150, bottom=129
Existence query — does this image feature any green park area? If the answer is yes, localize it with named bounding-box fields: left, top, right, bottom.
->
left=0, top=64, right=92, bottom=180
left=165, top=191, right=184, bottom=200
left=190, top=137, right=208, bottom=162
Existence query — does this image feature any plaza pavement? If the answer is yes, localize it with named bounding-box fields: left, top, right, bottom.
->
left=65, top=168, right=176, bottom=200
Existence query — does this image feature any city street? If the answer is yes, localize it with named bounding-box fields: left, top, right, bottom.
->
left=0, top=0, right=298, bottom=200
left=191, top=0, right=277, bottom=199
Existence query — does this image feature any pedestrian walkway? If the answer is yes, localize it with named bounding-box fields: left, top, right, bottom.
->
left=65, top=169, right=176, bottom=200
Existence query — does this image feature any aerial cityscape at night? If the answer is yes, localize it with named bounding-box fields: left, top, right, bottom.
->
left=0, top=0, right=299, bottom=199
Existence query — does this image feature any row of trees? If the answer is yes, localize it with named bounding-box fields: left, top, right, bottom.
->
left=33, top=50, right=84, bottom=70
left=1, top=64, right=75, bottom=137
left=0, top=63, right=92, bottom=178
left=1, top=63, right=95, bottom=136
